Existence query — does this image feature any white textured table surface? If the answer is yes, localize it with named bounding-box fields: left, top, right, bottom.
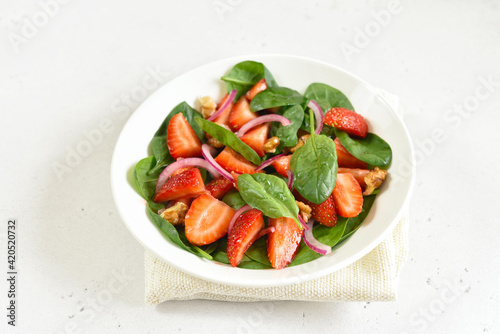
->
left=1, top=1, right=499, bottom=333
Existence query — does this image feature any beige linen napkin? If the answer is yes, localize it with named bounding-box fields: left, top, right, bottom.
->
left=144, top=91, right=409, bottom=305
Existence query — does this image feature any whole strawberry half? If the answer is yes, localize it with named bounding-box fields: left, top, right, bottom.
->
left=227, top=209, right=265, bottom=267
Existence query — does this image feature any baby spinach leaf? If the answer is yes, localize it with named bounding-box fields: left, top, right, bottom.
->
left=244, top=237, right=272, bottom=266
left=289, top=218, right=347, bottom=266
left=237, top=173, right=300, bottom=226
left=334, top=129, right=392, bottom=168
left=250, top=87, right=305, bottom=112
left=195, top=118, right=261, bottom=165
left=149, top=102, right=204, bottom=174
left=134, top=156, right=161, bottom=201
left=339, top=194, right=377, bottom=243
left=222, top=190, right=247, bottom=210
left=304, top=83, right=354, bottom=111
left=290, top=134, right=338, bottom=204
left=270, top=104, right=304, bottom=147
left=221, top=61, right=278, bottom=100
left=238, top=261, right=272, bottom=269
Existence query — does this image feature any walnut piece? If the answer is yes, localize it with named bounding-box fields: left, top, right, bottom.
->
left=289, top=134, right=311, bottom=153
left=296, top=200, right=312, bottom=222
left=264, top=136, right=280, bottom=154
left=199, top=96, right=217, bottom=119
left=363, top=167, right=388, bottom=195
left=159, top=201, right=189, bottom=226
left=206, top=133, right=224, bottom=148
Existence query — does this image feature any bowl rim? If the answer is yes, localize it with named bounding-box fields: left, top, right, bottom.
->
left=111, top=54, right=415, bottom=287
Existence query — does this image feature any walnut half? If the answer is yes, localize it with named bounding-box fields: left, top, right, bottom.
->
left=159, top=201, right=189, bottom=225
left=264, top=136, right=280, bottom=154
left=199, top=96, right=217, bottom=119
left=296, top=200, right=312, bottom=222
left=363, top=167, right=388, bottom=196
left=289, top=134, right=311, bottom=153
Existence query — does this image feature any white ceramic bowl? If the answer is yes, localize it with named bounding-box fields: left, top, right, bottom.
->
left=111, top=54, right=415, bottom=287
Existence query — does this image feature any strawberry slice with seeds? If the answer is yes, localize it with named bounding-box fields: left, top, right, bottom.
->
left=229, top=96, right=258, bottom=131
left=267, top=217, right=303, bottom=269
left=227, top=209, right=265, bottom=267
left=215, top=147, right=257, bottom=174
left=294, top=190, right=337, bottom=227
left=206, top=177, right=234, bottom=199
left=324, top=107, right=368, bottom=138
left=271, top=155, right=292, bottom=177
left=338, top=167, right=370, bottom=188
left=332, top=173, right=364, bottom=218
left=245, top=79, right=268, bottom=101
left=334, top=138, right=368, bottom=169
left=240, top=123, right=270, bottom=157
left=185, top=193, right=236, bottom=246
left=154, top=168, right=205, bottom=203
left=167, top=113, right=202, bottom=159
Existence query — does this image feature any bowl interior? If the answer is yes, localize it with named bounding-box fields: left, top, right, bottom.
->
left=111, top=54, right=414, bottom=287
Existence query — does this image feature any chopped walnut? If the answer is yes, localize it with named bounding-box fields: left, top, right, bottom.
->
left=199, top=96, right=217, bottom=119
left=206, top=133, right=224, bottom=148
left=296, top=200, right=312, bottom=222
left=289, top=134, right=311, bottom=153
left=264, top=136, right=280, bottom=153
left=363, top=167, right=388, bottom=195
left=159, top=201, right=189, bottom=226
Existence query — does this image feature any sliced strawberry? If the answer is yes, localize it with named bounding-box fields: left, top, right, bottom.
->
left=338, top=167, right=370, bottom=188
left=206, top=177, right=234, bottom=199
left=185, top=193, right=236, bottom=246
left=154, top=168, right=205, bottom=203
left=215, top=147, right=257, bottom=174
left=167, top=113, right=202, bottom=159
left=213, top=93, right=234, bottom=126
left=324, top=107, right=368, bottom=138
left=271, top=155, right=292, bottom=177
left=245, top=79, right=268, bottom=101
left=229, top=96, right=258, bottom=131
left=240, top=123, right=270, bottom=157
left=332, top=173, right=363, bottom=218
left=227, top=209, right=265, bottom=267
left=267, top=217, right=303, bottom=269
left=334, top=138, right=368, bottom=169
left=294, top=190, right=337, bottom=227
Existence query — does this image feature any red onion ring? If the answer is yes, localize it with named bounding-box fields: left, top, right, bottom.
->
left=255, top=153, right=286, bottom=171
left=257, top=225, right=275, bottom=239
left=236, top=115, right=291, bottom=137
left=155, top=157, right=220, bottom=192
left=286, top=170, right=294, bottom=191
left=228, top=204, right=251, bottom=234
left=303, top=219, right=331, bottom=255
left=207, top=90, right=237, bottom=122
left=297, top=215, right=310, bottom=230
left=308, top=100, right=323, bottom=135
left=201, top=144, right=234, bottom=181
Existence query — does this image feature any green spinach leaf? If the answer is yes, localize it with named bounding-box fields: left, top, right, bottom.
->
left=334, top=129, right=392, bottom=168
left=221, top=61, right=278, bottom=100
left=270, top=104, right=305, bottom=148
left=222, top=190, right=247, bottom=210
left=304, top=83, right=354, bottom=111
left=244, top=237, right=272, bottom=266
left=289, top=218, right=347, bottom=266
left=237, top=173, right=300, bottom=226
left=134, top=156, right=161, bottom=201
left=290, top=134, right=338, bottom=204
left=149, top=102, right=204, bottom=174
left=250, top=87, right=304, bottom=112
left=195, top=118, right=261, bottom=165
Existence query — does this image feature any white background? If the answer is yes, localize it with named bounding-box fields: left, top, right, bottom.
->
left=1, top=0, right=499, bottom=333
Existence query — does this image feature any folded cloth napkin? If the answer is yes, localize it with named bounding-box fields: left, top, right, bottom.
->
left=144, top=91, right=409, bottom=305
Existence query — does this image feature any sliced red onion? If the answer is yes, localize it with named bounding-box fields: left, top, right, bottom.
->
left=255, top=153, right=286, bottom=171
left=156, top=157, right=220, bottom=192
left=297, top=215, right=310, bottom=230
left=228, top=204, right=251, bottom=234
left=201, top=144, right=234, bottom=181
left=303, top=219, right=331, bottom=255
left=257, top=226, right=275, bottom=239
left=308, top=100, right=323, bottom=135
left=207, top=89, right=237, bottom=122
left=286, top=170, right=294, bottom=190
left=236, top=115, right=291, bottom=137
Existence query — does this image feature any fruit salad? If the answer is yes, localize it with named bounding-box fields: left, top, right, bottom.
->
left=133, top=61, right=392, bottom=270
